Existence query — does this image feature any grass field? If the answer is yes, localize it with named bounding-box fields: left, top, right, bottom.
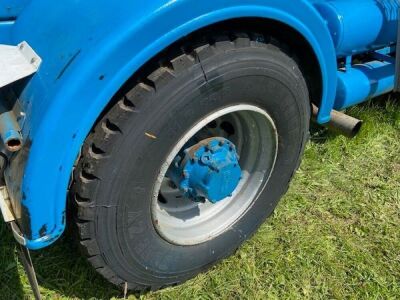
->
left=1, top=97, right=399, bottom=300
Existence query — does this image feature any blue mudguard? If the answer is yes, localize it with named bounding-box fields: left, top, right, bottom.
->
left=1, top=0, right=337, bottom=249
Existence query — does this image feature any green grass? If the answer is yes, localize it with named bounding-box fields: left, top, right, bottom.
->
left=1, top=96, right=400, bottom=300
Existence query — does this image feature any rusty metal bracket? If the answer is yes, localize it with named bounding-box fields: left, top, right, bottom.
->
left=17, top=244, right=42, bottom=300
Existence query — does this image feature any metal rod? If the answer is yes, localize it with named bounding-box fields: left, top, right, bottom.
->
left=312, top=104, right=363, bottom=138
left=16, top=243, right=42, bottom=300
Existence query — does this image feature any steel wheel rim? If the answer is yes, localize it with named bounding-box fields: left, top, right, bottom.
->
left=151, top=104, right=278, bottom=246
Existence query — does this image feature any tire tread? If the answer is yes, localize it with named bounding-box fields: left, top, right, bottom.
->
left=70, top=31, right=310, bottom=292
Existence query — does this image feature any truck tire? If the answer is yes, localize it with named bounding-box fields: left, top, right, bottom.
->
left=70, top=32, right=310, bottom=291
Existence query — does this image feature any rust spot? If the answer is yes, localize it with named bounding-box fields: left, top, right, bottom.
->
left=187, top=137, right=223, bottom=157
left=39, top=224, right=48, bottom=237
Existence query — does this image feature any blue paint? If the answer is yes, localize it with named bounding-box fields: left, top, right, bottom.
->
left=3, top=0, right=338, bottom=250
left=335, top=56, right=395, bottom=110
left=2, top=0, right=398, bottom=250
left=315, top=0, right=399, bottom=57
left=168, top=138, right=242, bottom=203
left=0, top=0, right=30, bottom=19
left=0, top=20, right=14, bottom=43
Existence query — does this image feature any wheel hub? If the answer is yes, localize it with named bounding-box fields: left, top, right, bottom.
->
left=167, top=137, right=242, bottom=203
left=152, top=105, right=278, bottom=246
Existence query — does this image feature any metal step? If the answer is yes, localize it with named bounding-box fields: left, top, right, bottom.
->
left=0, top=41, right=41, bottom=88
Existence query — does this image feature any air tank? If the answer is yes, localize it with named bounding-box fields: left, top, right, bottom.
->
left=315, top=0, right=400, bottom=57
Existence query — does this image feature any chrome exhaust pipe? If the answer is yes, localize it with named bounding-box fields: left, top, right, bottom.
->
left=312, top=104, right=362, bottom=138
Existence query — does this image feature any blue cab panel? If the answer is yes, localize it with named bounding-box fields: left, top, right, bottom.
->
left=0, top=0, right=29, bottom=43
left=0, top=0, right=29, bottom=19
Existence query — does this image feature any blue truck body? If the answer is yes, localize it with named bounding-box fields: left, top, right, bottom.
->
left=0, top=0, right=398, bottom=250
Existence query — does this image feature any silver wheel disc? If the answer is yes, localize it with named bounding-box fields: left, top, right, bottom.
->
left=151, top=105, right=278, bottom=246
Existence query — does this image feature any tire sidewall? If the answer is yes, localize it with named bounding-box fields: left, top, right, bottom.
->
left=93, top=47, right=309, bottom=283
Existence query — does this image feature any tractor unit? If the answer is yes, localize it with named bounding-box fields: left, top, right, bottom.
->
left=0, top=0, right=398, bottom=297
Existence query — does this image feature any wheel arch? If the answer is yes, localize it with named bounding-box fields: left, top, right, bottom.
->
left=7, top=0, right=337, bottom=249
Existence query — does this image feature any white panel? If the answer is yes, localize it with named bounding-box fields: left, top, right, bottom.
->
left=0, top=41, right=42, bottom=88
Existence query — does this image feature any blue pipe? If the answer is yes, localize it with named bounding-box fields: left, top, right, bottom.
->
left=334, top=58, right=395, bottom=110
left=0, top=94, right=23, bottom=152
left=0, top=110, right=23, bottom=151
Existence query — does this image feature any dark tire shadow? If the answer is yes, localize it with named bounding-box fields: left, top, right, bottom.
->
left=0, top=220, right=123, bottom=299
left=30, top=229, right=123, bottom=299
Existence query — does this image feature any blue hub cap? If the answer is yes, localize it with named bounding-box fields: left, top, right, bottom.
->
left=167, top=137, right=242, bottom=203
